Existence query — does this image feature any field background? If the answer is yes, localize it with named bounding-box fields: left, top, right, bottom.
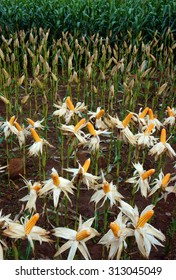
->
left=0, top=0, right=176, bottom=44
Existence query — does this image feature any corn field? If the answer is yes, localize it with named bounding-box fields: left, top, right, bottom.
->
left=0, top=13, right=176, bottom=260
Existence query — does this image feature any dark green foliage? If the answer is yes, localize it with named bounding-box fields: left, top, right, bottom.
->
left=0, top=0, right=175, bottom=45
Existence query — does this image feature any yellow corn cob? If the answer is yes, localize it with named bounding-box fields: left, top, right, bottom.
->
left=144, top=123, right=155, bottom=134
left=96, top=109, right=105, bottom=119
left=139, top=107, right=149, bottom=118
left=122, top=112, right=133, bottom=128
left=162, top=173, right=170, bottom=188
left=87, top=122, right=97, bottom=136
left=74, top=118, right=86, bottom=132
left=33, top=184, right=42, bottom=192
left=137, top=210, right=154, bottom=228
left=148, top=108, right=154, bottom=120
left=110, top=222, right=121, bottom=237
left=27, top=118, right=35, bottom=126
left=76, top=229, right=91, bottom=241
left=82, top=158, right=91, bottom=173
left=25, top=213, right=40, bottom=235
left=14, top=121, right=22, bottom=131
left=66, top=96, right=75, bottom=111
left=160, top=128, right=166, bottom=143
left=103, top=182, right=111, bottom=193
left=51, top=173, right=60, bottom=187
left=9, top=115, right=15, bottom=125
left=167, top=106, right=174, bottom=117
left=30, top=128, right=41, bottom=142
left=142, top=169, right=155, bottom=180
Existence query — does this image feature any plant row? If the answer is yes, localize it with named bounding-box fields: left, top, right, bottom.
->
left=0, top=0, right=176, bottom=46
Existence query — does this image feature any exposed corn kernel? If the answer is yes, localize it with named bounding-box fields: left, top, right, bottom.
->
left=9, top=115, right=15, bottom=125
left=160, top=128, right=166, bottom=143
left=96, top=109, right=105, bottom=119
left=142, top=169, right=155, bottom=180
left=27, top=118, right=35, bottom=126
left=74, top=118, right=86, bottom=132
left=30, top=128, right=41, bottom=142
left=103, top=182, right=111, bottom=193
left=167, top=106, right=174, bottom=117
left=82, top=158, right=91, bottom=173
left=139, top=107, right=149, bottom=118
left=162, top=173, right=170, bottom=188
left=137, top=210, right=154, bottom=228
left=110, top=222, right=121, bottom=237
left=144, top=123, right=155, bottom=135
left=87, top=122, right=97, bottom=136
left=14, top=121, right=22, bottom=131
left=33, top=184, right=42, bottom=192
left=122, top=112, right=133, bottom=128
left=76, top=229, right=91, bottom=241
left=148, top=108, right=154, bottom=120
left=25, top=213, right=39, bottom=235
left=66, top=96, right=75, bottom=111
left=51, top=173, right=60, bottom=187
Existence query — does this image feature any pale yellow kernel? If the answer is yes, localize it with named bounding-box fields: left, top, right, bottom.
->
left=76, top=229, right=91, bottom=241
left=0, top=95, right=9, bottom=104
